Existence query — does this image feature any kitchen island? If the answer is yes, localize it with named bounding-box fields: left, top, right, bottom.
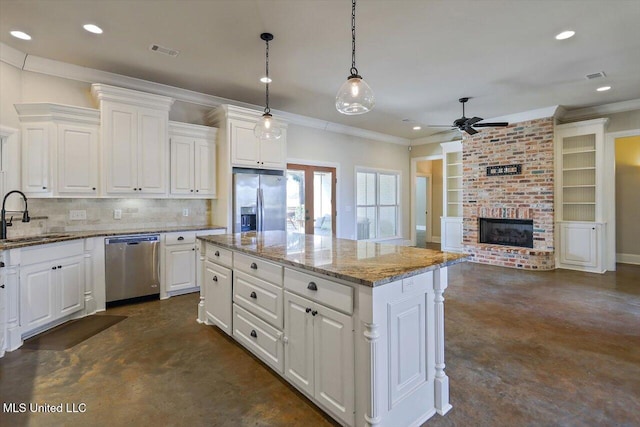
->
left=197, top=231, right=466, bottom=427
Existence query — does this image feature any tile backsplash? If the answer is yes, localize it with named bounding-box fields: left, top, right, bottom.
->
left=6, top=198, right=212, bottom=237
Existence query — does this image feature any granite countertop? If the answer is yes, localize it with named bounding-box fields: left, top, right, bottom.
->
left=0, top=224, right=227, bottom=250
left=198, top=231, right=467, bottom=287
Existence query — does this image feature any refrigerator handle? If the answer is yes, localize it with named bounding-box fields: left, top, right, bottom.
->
left=258, top=188, right=265, bottom=231
left=256, top=188, right=262, bottom=232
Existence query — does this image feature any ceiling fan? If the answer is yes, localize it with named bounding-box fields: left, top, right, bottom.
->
left=429, top=97, right=509, bottom=135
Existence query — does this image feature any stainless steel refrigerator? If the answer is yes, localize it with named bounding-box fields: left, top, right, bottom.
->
left=233, top=168, right=286, bottom=233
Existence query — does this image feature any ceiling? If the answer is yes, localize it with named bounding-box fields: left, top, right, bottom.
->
left=1, top=0, right=640, bottom=139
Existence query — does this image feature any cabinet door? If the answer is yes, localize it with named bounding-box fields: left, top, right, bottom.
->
left=165, top=245, right=196, bottom=292
left=313, top=303, right=354, bottom=425
left=284, top=291, right=315, bottom=396
left=170, top=136, right=194, bottom=195
left=58, top=256, right=85, bottom=317
left=204, top=261, right=232, bottom=335
left=57, top=123, right=99, bottom=195
left=560, top=223, right=598, bottom=267
left=194, top=138, right=216, bottom=196
left=22, top=124, right=51, bottom=194
left=259, top=131, right=286, bottom=169
left=138, top=108, right=167, bottom=194
left=104, top=103, right=138, bottom=193
left=230, top=119, right=260, bottom=167
left=19, top=263, right=56, bottom=331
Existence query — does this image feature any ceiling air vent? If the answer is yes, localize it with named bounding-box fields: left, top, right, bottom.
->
left=149, top=44, right=180, bottom=57
left=585, top=71, right=606, bottom=80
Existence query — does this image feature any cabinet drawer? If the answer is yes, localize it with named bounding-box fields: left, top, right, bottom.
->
left=165, top=232, right=196, bottom=246
left=233, top=303, right=284, bottom=374
left=206, top=243, right=232, bottom=268
left=234, top=271, right=283, bottom=329
left=284, top=268, right=353, bottom=315
left=234, top=252, right=283, bottom=286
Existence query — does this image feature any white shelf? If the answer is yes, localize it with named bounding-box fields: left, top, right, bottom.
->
left=563, top=167, right=596, bottom=172
left=563, top=149, right=596, bottom=155
left=563, top=185, right=595, bottom=188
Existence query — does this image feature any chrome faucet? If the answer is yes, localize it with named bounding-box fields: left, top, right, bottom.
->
left=1, top=190, right=30, bottom=240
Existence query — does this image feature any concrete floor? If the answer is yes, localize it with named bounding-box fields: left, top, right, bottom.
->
left=1, top=262, right=639, bottom=426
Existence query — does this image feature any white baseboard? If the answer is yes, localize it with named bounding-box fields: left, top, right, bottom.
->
left=416, top=225, right=426, bottom=231
left=617, top=253, right=640, bottom=265
left=430, top=236, right=441, bottom=243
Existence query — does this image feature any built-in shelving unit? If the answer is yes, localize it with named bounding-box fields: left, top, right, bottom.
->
left=441, top=141, right=463, bottom=252
left=561, top=134, right=596, bottom=221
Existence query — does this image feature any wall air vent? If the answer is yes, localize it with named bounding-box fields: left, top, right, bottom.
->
left=149, top=44, right=180, bottom=57
left=585, top=71, right=606, bottom=80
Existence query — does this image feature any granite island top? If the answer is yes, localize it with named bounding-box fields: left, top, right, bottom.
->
left=0, top=224, right=227, bottom=250
left=198, top=231, right=467, bottom=287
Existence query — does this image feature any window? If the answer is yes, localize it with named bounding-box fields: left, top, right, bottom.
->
left=356, top=169, right=400, bottom=240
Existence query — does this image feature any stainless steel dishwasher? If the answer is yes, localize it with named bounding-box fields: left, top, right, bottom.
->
left=105, top=234, right=160, bottom=304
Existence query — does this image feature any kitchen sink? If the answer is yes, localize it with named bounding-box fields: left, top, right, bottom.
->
left=1, top=233, right=72, bottom=243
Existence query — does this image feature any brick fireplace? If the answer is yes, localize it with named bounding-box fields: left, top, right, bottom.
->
left=462, top=117, right=555, bottom=269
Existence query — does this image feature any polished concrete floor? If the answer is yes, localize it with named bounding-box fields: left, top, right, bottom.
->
left=1, top=262, right=639, bottom=426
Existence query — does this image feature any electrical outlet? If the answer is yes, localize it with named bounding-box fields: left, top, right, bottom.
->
left=182, top=208, right=189, bottom=217
left=69, top=210, right=87, bottom=220
left=114, top=209, right=122, bottom=220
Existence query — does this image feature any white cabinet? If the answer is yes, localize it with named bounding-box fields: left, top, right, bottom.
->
left=204, top=258, right=232, bottom=335
left=92, top=84, right=174, bottom=195
left=440, top=140, right=464, bottom=252
left=284, top=290, right=354, bottom=426
left=169, top=121, right=217, bottom=198
left=165, top=244, right=196, bottom=293
left=15, top=103, right=100, bottom=197
left=229, top=118, right=286, bottom=169
left=555, top=119, right=608, bottom=273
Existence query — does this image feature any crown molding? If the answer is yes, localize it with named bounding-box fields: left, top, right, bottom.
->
left=0, top=124, right=19, bottom=138
left=168, top=121, right=218, bottom=139
left=1, top=46, right=406, bottom=145
left=91, top=83, right=174, bottom=111
left=560, top=98, right=640, bottom=121
left=0, top=42, right=26, bottom=69
left=14, top=103, right=100, bottom=125
left=484, top=105, right=560, bottom=124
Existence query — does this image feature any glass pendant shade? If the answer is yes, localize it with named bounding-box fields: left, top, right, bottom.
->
left=335, top=75, right=375, bottom=115
left=254, top=112, right=282, bottom=140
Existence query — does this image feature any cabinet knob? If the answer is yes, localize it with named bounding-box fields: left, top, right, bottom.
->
left=311, top=310, right=318, bottom=317
left=92, top=187, right=96, bottom=191
left=133, top=188, right=137, bottom=191
left=192, top=248, right=195, bottom=251
left=42, top=186, right=47, bottom=190
left=177, top=236, right=184, bottom=241
left=214, top=251, right=220, bottom=257
left=190, top=189, right=194, bottom=192
left=0, top=284, right=5, bottom=289
left=52, top=266, right=57, bottom=270
left=307, top=282, right=317, bottom=291
left=138, top=188, right=142, bottom=191
left=305, top=307, right=311, bottom=313
left=58, top=265, right=62, bottom=269
left=196, top=189, right=199, bottom=192
left=250, top=262, right=258, bottom=270
left=250, top=330, right=257, bottom=338
left=592, top=227, right=595, bottom=230
left=250, top=291, right=257, bottom=299
left=212, top=275, right=218, bottom=282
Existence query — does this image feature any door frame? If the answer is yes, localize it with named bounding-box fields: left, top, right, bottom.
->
left=605, top=128, right=640, bottom=269
left=410, top=155, right=442, bottom=246
left=287, top=161, right=338, bottom=236
left=415, top=174, right=433, bottom=244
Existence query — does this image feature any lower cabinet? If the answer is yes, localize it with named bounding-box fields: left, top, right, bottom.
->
left=558, top=222, right=603, bottom=272
left=233, top=303, right=284, bottom=373
left=165, top=244, right=196, bottom=293
left=441, top=217, right=463, bottom=252
left=20, top=255, right=84, bottom=334
left=204, top=260, right=232, bottom=334
left=284, top=290, right=354, bottom=426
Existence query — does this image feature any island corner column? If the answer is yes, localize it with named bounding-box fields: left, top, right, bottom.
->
left=434, top=266, right=452, bottom=415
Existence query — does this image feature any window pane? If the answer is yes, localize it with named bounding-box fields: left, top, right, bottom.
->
left=357, top=207, right=377, bottom=239
left=357, top=172, right=376, bottom=205
left=286, top=170, right=305, bottom=233
left=379, top=173, right=397, bottom=205
left=379, top=206, right=397, bottom=238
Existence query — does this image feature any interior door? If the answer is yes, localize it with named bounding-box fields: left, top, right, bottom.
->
left=286, top=164, right=336, bottom=236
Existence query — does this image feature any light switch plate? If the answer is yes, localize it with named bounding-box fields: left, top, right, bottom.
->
left=69, top=210, right=87, bottom=220
left=114, top=209, right=122, bottom=220
left=183, top=208, right=189, bottom=217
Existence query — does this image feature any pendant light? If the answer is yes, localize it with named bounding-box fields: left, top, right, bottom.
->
left=335, top=0, right=375, bottom=115
left=254, top=32, right=282, bottom=140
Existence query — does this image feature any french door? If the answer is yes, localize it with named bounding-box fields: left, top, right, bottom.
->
left=286, top=164, right=336, bottom=236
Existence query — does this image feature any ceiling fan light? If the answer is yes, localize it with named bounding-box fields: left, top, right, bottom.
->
left=336, top=75, right=375, bottom=115
left=254, top=113, right=282, bottom=140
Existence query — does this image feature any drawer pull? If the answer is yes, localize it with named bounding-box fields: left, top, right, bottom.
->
left=250, top=330, right=257, bottom=338
left=307, top=281, right=318, bottom=291
left=212, top=275, right=218, bottom=282
left=311, top=310, right=318, bottom=317
left=214, top=251, right=220, bottom=257
left=250, top=291, right=257, bottom=299
left=177, top=236, right=184, bottom=241
left=250, top=262, right=258, bottom=270
left=305, top=307, right=311, bottom=313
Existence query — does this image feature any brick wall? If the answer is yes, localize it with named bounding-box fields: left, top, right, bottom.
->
left=462, top=117, right=555, bottom=269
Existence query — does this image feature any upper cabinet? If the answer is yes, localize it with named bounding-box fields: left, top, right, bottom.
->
left=15, top=103, right=100, bottom=197
left=212, top=105, right=287, bottom=170
left=168, top=122, right=218, bottom=198
left=91, top=84, right=174, bottom=196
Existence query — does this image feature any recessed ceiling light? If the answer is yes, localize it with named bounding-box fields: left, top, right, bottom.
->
left=260, top=76, right=272, bottom=83
left=555, top=30, right=575, bottom=40
left=10, top=30, right=31, bottom=40
left=413, top=126, right=422, bottom=130
left=83, top=24, right=103, bottom=34
left=596, top=86, right=611, bottom=92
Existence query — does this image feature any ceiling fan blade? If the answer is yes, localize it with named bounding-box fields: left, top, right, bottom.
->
left=466, top=117, right=483, bottom=126
left=473, top=122, right=509, bottom=127
left=463, top=126, right=479, bottom=135
left=427, top=125, right=456, bottom=127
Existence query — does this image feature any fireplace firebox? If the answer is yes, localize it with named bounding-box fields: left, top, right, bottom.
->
left=479, top=218, right=533, bottom=248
